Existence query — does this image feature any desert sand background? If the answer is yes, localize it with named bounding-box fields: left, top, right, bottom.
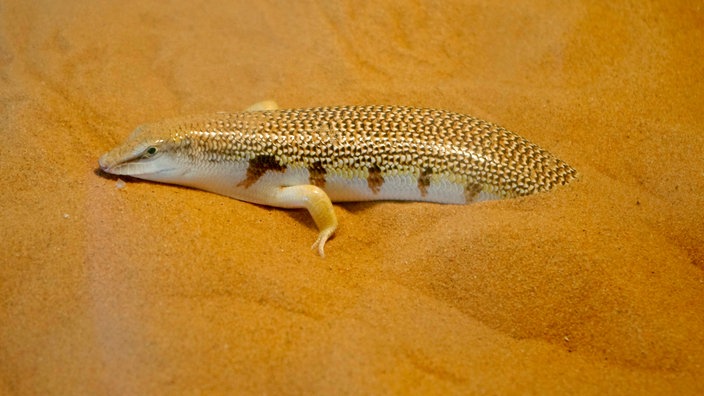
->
left=1, top=1, right=703, bottom=394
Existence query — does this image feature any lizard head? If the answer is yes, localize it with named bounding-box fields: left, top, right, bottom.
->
left=98, top=124, right=185, bottom=183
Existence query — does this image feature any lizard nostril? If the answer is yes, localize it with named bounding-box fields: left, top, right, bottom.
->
left=98, top=154, right=111, bottom=171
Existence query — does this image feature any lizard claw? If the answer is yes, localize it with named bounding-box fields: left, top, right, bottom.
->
left=311, top=227, right=335, bottom=257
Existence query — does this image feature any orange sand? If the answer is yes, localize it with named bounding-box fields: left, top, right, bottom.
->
left=1, top=1, right=703, bottom=394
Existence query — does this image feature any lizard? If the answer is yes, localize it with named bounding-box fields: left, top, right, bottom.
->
left=98, top=101, right=577, bottom=256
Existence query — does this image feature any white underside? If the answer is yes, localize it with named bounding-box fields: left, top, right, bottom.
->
left=161, top=164, right=500, bottom=207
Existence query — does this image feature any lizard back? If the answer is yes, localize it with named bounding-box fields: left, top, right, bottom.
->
left=159, top=105, right=577, bottom=203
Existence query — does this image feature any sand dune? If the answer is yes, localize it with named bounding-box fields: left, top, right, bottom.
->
left=1, top=1, right=703, bottom=394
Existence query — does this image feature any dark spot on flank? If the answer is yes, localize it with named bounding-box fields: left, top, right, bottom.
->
left=237, top=155, right=286, bottom=188
left=464, top=182, right=483, bottom=203
left=367, top=165, right=384, bottom=194
left=418, top=167, right=432, bottom=197
left=308, top=161, right=327, bottom=188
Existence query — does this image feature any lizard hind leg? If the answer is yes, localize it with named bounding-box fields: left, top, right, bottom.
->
left=271, top=184, right=338, bottom=257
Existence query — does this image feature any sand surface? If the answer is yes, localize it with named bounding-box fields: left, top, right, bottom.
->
left=2, top=1, right=704, bottom=394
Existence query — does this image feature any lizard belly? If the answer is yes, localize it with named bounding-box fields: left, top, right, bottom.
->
left=322, top=173, right=469, bottom=203
left=187, top=165, right=498, bottom=206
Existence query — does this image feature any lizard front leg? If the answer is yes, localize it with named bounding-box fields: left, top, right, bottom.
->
left=271, top=184, right=338, bottom=257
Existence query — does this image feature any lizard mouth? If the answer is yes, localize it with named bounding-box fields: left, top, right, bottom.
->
left=97, top=153, right=139, bottom=175
left=98, top=154, right=178, bottom=177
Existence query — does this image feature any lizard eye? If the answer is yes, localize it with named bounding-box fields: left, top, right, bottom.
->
left=142, top=146, right=158, bottom=158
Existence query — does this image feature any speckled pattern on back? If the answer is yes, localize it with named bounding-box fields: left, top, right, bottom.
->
left=157, top=106, right=577, bottom=199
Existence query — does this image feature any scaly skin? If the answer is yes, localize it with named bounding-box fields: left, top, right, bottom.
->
left=99, top=102, right=577, bottom=256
